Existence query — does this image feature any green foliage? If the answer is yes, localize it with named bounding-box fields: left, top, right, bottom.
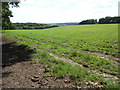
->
left=51, top=63, right=71, bottom=78
left=79, top=19, right=97, bottom=24
left=3, top=24, right=119, bottom=88
left=79, top=16, right=120, bottom=25
left=104, top=80, right=120, bottom=89
left=2, top=2, right=18, bottom=30
left=13, top=23, right=58, bottom=30
left=3, top=24, right=118, bottom=74
left=99, top=16, right=120, bottom=24
left=43, top=63, right=52, bottom=68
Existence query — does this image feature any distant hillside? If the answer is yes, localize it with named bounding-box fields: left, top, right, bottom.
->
left=49, top=22, right=79, bottom=26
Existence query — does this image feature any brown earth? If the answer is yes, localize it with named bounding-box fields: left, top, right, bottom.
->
left=2, top=37, right=80, bottom=88
left=2, top=37, right=115, bottom=89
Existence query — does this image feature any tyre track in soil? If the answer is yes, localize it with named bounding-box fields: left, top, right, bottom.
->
left=17, top=39, right=119, bottom=80
left=2, top=37, right=78, bottom=88
left=17, top=35, right=119, bottom=63
left=4, top=35, right=119, bottom=80
left=30, top=35, right=118, bottom=62
left=2, top=37, right=106, bottom=88
left=31, top=45, right=119, bottom=80
left=12, top=34, right=119, bottom=64
left=86, top=51, right=119, bottom=64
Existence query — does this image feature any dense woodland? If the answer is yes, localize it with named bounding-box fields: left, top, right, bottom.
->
left=98, top=16, right=120, bottom=24
left=79, top=16, right=120, bottom=25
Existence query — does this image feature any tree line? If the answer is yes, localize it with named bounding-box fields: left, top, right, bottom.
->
left=79, top=16, right=120, bottom=25
left=2, top=2, right=120, bottom=30
left=14, top=23, right=58, bottom=29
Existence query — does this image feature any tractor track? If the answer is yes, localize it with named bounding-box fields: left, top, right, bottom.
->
left=4, top=35, right=119, bottom=80
left=15, top=38, right=119, bottom=80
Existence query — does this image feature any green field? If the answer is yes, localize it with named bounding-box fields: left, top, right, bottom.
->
left=3, top=24, right=119, bottom=88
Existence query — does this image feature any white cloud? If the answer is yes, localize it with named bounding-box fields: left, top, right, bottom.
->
left=10, top=0, right=119, bottom=23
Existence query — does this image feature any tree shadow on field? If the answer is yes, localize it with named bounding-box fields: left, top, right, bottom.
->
left=2, top=41, right=35, bottom=68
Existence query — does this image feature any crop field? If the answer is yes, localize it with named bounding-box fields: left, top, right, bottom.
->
left=3, top=24, right=119, bottom=88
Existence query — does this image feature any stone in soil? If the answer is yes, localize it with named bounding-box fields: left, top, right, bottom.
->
left=64, top=79, right=70, bottom=83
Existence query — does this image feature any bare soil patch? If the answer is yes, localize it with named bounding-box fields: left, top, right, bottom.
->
left=2, top=37, right=117, bottom=89
left=2, top=37, right=77, bottom=88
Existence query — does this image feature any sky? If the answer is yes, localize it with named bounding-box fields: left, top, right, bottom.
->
left=9, top=0, right=120, bottom=23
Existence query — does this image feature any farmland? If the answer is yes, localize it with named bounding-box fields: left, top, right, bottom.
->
left=2, top=24, right=119, bottom=88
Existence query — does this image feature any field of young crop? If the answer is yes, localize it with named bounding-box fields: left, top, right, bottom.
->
left=3, top=24, right=119, bottom=88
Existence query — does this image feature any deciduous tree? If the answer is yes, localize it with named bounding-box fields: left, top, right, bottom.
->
left=2, top=2, right=19, bottom=30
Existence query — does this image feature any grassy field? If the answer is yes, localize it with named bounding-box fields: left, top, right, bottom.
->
left=3, top=24, right=119, bottom=88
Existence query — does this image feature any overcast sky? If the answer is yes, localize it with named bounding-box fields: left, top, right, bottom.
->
left=10, top=0, right=119, bottom=23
